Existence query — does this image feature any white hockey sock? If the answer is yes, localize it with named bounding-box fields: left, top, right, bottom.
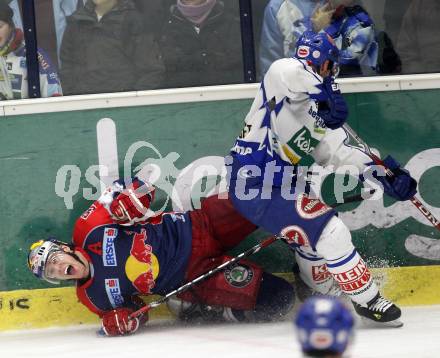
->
left=294, top=248, right=337, bottom=296
left=316, top=216, right=379, bottom=305
left=325, top=249, right=378, bottom=304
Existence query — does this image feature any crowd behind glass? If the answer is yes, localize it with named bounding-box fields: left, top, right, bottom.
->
left=0, top=0, right=437, bottom=100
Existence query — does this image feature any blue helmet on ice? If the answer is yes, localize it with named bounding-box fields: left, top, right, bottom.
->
left=295, top=31, right=339, bottom=70
left=295, top=296, right=354, bottom=357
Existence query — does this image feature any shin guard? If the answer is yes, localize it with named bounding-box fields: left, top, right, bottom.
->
left=316, top=216, right=379, bottom=304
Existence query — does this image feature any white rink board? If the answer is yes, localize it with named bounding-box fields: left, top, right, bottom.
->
left=1, top=305, right=439, bottom=358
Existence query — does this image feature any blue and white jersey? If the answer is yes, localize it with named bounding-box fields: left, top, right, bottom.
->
left=0, top=46, right=62, bottom=99
left=230, top=57, right=371, bottom=187
left=324, top=7, right=378, bottom=69
left=231, top=57, right=327, bottom=186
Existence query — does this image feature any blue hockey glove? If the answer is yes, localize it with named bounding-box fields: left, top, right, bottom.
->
left=372, top=155, right=417, bottom=201
left=313, top=77, right=348, bottom=130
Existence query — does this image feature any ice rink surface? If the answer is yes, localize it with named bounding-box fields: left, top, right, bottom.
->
left=1, top=305, right=439, bottom=358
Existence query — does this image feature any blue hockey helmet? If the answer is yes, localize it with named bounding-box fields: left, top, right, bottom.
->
left=295, top=296, right=354, bottom=356
left=295, top=31, right=339, bottom=72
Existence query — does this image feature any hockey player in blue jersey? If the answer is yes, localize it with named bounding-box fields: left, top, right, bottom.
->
left=227, top=31, right=417, bottom=326
left=28, top=177, right=294, bottom=336
left=295, top=296, right=354, bottom=357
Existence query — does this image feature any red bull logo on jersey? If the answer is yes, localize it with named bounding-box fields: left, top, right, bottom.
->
left=103, top=228, right=118, bottom=266
left=105, top=278, right=124, bottom=308
left=125, top=229, right=159, bottom=294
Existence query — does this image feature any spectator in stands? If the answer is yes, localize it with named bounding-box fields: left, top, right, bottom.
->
left=52, top=0, right=86, bottom=67
left=396, top=0, right=440, bottom=74
left=133, top=0, right=166, bottom=35
left=158, top=0, right=243, bottom=88
left=259, top=0, right=325, bottom=76
left=35, top=0, right=61, bottom=70
left=53, top=1, right=163, bottom=66
left=312, top=0, right=378, bottom=76
left=60, top=0, right=164, bottom=95
left=0, top=1, right=62, bottom=99
left=259, top=0, right=378, bottom=77
left=4, top=0, right=22, bottom=28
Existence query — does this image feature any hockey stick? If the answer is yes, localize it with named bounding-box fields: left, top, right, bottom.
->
left=343, top=123, right=440, bottom=231
left=129, top=234, right=280, bottom=319
left=330, top=189, right=375, bottom=208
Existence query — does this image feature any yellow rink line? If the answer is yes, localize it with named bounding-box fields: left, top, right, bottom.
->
left=1, top=265, right=439, bottom=331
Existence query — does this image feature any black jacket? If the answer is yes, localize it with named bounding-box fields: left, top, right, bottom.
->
left=158, top=2, right=243, bottom=88
left=60, top=0, right=164, bottom=95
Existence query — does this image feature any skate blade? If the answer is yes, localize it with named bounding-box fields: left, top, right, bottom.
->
left=359, top=317, right=404, bottom=328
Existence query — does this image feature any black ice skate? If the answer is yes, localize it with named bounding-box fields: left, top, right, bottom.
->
left=352, top=293, right=403, bottom=328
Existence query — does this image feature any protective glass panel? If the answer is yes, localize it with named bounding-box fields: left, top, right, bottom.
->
left=252, top=0, right=438, bottom=78
left=33, top=0, right=244, bottom=96
left=157, top=0, right=244, bottom=88
left=386, top=0, right=440, bottom=74
left=35, top=0, right=164, bottom=96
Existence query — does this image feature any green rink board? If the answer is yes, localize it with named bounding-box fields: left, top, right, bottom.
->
left=0, top=89, right=439, bottom=292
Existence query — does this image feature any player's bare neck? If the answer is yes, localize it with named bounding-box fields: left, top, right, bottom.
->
left=74, top=250, right=91, bottom=279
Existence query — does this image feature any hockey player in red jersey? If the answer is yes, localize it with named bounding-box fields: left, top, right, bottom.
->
left=28, top=177, right=294, bottom=336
